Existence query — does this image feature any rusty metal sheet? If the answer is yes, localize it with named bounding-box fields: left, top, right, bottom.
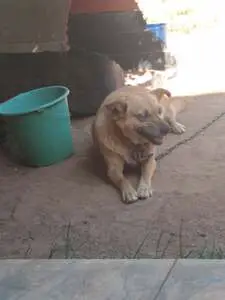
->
left=0, top=0, right=70, bottom=53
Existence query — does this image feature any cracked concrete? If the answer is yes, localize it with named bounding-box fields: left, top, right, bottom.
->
left=1, top=260, right=225, bottom=299
left=1, top=91, right=225, bottom=258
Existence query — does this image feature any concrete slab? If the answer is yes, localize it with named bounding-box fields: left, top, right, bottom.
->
left=137, top=110, right=225, bottom=258
left=1, top=92, right=225, bottom=258
left=158, top=260, right=225, bottom=300
left=0, top=260, right=175, bottom=300
left=157, top=92, right=225, bottom=158
left=1, top=260, right=225, bottom=300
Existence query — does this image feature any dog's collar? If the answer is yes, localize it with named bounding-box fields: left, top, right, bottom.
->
left=131, top=144, right=154, bottom=163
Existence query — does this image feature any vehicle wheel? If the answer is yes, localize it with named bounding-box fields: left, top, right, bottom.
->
left=67, top=52, right=125, bottom=117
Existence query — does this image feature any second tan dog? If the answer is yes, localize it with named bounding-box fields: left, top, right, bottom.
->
left=92, top=86, right=186, bottom=204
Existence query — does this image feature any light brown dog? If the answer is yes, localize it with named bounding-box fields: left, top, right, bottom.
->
left=92, top=86, right=186, bottom=204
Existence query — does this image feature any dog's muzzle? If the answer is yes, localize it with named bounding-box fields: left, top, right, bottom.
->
left=137, top=121, right=170, bottom=145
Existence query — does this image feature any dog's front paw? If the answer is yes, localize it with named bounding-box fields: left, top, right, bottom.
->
left=137, top=182, right=153, bottom=200
left=171, top=122, right=186, bottom=135
left=122, top=183, right=138, bottom=204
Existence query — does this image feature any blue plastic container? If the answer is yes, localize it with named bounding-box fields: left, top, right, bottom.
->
left=145, top=23, right=167, bottom=45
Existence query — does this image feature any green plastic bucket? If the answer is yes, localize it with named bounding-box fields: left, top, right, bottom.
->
left=0, top=86, right=74, bottom=167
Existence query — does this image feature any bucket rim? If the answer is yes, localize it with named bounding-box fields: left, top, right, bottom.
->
left=145, top=22, right=167, bottom=27
left=0, top=85, right=70, bottom=117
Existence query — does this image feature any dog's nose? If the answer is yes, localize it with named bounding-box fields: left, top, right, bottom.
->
left=160, top=122, right=170, bottom=135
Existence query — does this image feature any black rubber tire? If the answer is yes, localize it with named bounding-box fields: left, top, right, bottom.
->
left=67, top=52, right=125, bottom=117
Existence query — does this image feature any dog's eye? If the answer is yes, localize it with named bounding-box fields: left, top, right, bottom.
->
left=136, top=110, right=150, bottom=121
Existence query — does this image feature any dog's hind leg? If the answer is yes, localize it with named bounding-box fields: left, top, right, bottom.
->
left=137, top=156, right=156, bottom=199
left=166, top=117, right=186, bottom=135
left=105, top=155, right=138, bottom=204
left=164, top=106, right=186, bottom=135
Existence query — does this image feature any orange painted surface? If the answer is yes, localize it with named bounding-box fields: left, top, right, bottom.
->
left=70, top=0, right=138, bottom=14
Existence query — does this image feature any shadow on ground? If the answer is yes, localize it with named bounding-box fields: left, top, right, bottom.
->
left=1, top=91, right=225, bottom=259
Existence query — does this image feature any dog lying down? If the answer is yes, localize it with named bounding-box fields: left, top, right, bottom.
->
left=92, top=86, right=186, bottom=204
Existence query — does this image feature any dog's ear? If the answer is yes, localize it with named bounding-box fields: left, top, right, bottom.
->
left=151, top=88, right=171, bottom=102
left=106, top=101, right=127, bottom=120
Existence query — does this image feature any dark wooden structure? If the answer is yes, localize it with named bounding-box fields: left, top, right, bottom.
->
left=0, top=0, right=165, bottom=117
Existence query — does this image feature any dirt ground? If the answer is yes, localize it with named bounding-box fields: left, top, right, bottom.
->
left=1, top=91, right=225, bottom=259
